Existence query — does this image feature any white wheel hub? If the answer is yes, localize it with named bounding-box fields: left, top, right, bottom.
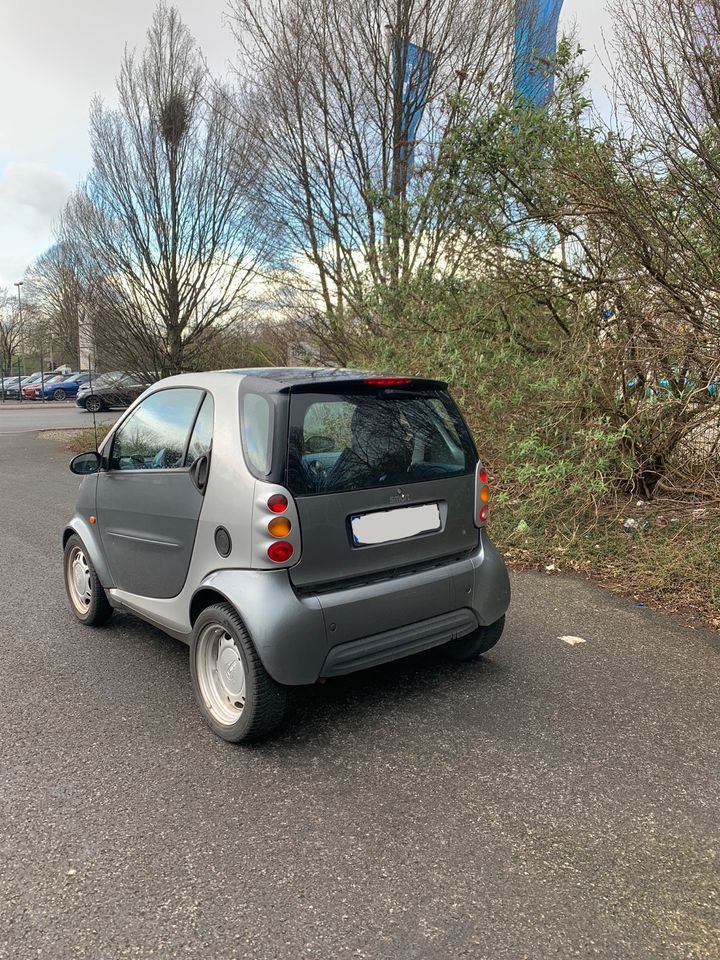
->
left=67, top=547, right=92, bottom=614
left=196, top=624, right=247, bottom=726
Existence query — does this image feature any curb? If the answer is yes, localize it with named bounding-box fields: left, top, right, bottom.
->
left=0, top=402, right=79, bottom=410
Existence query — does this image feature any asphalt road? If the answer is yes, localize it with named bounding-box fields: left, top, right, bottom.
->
left=0, top=431, right=717, bottom=960
left=0, top=404, right=119, bottom=435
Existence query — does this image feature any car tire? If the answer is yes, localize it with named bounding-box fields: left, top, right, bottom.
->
left=441, top=615, right=505, bottom=661
left=53, top=388, right=66, bottom=401
left=85, top=395, right=104, bottom=413
left=190, top=603, right=287, bottom=743
left=63, top=534, right=114, bottom=626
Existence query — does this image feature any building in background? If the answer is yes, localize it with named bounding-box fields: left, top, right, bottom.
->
left=78, top=306, right=95, bottom=372
left=514, top=0, right=564, bottom=108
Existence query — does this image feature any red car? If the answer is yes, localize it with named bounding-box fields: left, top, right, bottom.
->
left=23, top=374, right=66, bottom=399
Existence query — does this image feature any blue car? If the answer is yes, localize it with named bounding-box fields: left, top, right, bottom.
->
left=36, top=373, right=91, bottom=401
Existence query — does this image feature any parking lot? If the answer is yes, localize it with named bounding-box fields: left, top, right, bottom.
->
left=0, top=422, right=718, bottom=960
left=0, top=402, right=119, bottom=436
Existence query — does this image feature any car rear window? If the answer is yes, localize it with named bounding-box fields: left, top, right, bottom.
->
left=287, top=389, right=476, bottom=495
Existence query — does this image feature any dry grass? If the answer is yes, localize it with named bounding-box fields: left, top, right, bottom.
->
left=66, top=424, right=112, bottom=452
left=38, top=423, right=112, bottom=452
left=493, top=497, right=720, bottom=630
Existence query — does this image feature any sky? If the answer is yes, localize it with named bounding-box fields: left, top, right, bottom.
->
left=0, top=0, right=612, bottom=289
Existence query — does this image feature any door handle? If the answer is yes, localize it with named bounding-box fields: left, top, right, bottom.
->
left=189, top=453, right=210, bottom=494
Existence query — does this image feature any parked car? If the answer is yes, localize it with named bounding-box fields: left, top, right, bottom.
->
left=63, top=368, right=511, bottom=743
left=1, top=375, right=27, bottom=398
left=76, top=372, right=151, bottom=412
left=36, top=372, right=91, bottom=401
left=2, top=372, right=42, bottom=399
left=23, top=374, right=67, bottom=400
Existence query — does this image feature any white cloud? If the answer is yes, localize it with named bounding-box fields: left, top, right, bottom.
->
left=0, top=163, right=71, bottom=286
left=0, top=0, right=234, bottom=286
left=0, top=163, right=70, bottom=222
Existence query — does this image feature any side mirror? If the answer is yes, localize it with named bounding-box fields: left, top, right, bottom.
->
left=70, top=451, right=102, bottom=475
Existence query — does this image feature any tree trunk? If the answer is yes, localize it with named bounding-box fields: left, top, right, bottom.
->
left=166, top=324, right=183, bottom=376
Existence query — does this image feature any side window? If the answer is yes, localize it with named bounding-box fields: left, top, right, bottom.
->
left=187, top=394, right=214, bottom=463
left=110, top=388, right=203, bottom=471
left=242, top=393, right=272, bottom=475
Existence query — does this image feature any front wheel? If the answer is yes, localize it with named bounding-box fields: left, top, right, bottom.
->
left=442, top=615, right=505, bottom=661
left=85, top=395, right=104, bottom=413
left=190, top=603, right=287, bottom=743
left=63, top=534, right=113, bottom=626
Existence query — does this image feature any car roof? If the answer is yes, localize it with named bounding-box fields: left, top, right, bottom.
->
left=225, top=367, right=368, bottom=383
left=149, top=368, right=447, bottom=393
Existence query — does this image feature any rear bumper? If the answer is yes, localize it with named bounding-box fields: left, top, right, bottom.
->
left=197, top=532, right=510, bottom=685
left=320, top=608, right=478, bottom=677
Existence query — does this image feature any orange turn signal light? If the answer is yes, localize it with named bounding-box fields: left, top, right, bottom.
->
left=89, top=516, right=97, bottom=524
left=480, top=487, right=490, bottom=503
left=268, top=517, right=292, bottom=538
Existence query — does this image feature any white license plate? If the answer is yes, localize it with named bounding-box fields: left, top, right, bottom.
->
left=351, top=503, right=441, bottom=546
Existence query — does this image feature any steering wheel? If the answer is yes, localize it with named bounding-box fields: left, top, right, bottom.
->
left=116, top=455, right=146, bottom=470
left=305, top=435, right=335, bottom=454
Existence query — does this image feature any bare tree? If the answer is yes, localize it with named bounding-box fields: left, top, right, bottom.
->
left=63, top=2, right=267, bottom=376
left=0, top=289, right=23, bottom=375
left=24, top=236, right=87, bottom=369
left=229, top=0, right=514, bottom=361
left=593, top=0, right=720, bottom=492
left=422, top=5, right=720, bottom=497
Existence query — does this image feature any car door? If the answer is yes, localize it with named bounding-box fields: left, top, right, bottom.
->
left=99, top=374, right=131, bottom=408
left=95, top=388, right=214, bottom=599
left=116, top=374, right=148, bottom=406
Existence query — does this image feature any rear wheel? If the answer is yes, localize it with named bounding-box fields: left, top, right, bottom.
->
left=190, top=603, right=287, bottom=743
left=53, top=388, right=66, bottom=401
left=85, top=395, right=104, bottom=413
left=63, top=534, right=113, bottom=626
left=442, top=615, right=505, bottom=661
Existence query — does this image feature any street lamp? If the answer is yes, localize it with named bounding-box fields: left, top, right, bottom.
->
left=14, top=281, right=24, bottom=402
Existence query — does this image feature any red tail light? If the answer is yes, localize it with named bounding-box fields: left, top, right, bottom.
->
left=476, top=463, right=490, bottom=527
left=267, top=541, right=293, bottom=563
left=253, top=483, right=300, bottom=568
left=363, top=377, right=413, bottom=386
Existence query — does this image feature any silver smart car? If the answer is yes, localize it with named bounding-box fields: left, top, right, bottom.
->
left=63, top=369, right=511, bottom=742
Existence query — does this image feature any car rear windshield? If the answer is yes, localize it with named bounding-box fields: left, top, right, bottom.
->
left=286, top=389, right=476, bottom=496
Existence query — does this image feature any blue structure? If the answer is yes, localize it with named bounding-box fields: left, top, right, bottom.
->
left=514, top=0, right=564, bottom=107
left=397, top=41, right=433, bottom=178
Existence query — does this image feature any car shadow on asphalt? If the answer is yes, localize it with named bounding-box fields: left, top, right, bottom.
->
left=277, top=652, right=509, bottom=747
left=101, top=609, right=511, bottom=749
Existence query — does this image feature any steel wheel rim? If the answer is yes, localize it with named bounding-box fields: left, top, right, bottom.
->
left=196, top=623, right=246, bottom=726
left=67, top=546, right=92, bottom=615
